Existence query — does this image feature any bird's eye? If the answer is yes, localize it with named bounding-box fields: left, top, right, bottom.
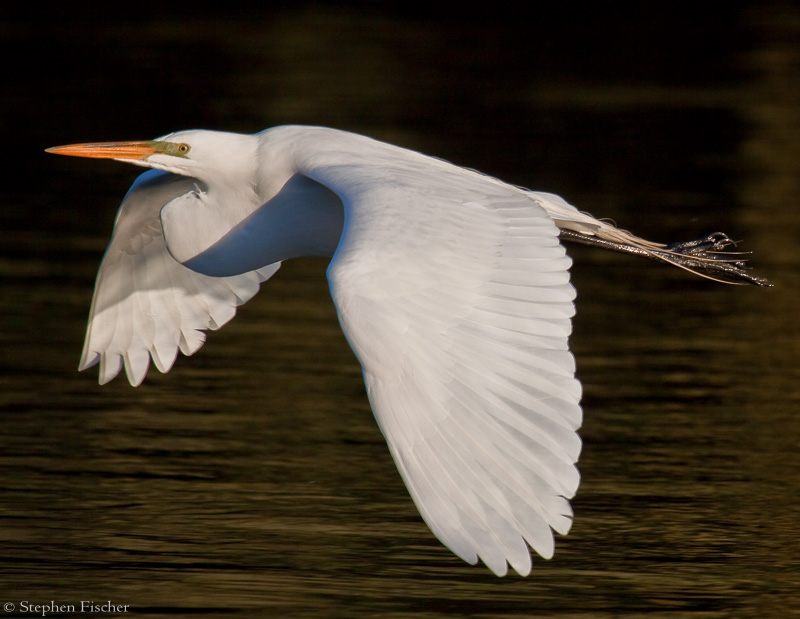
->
left=162, top=142, right=192, bottom=157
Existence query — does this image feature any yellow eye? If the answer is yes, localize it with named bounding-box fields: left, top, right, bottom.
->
left=160, top=142, right=192, bottom=157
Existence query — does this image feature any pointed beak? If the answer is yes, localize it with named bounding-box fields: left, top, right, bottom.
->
left=45, top=140, right=160, bottom=161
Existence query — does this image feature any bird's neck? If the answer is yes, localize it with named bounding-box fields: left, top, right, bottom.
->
left=168, top=173, right=344, bottom=278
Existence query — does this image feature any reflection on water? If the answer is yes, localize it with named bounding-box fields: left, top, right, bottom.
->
left=2, top=4, right=799, bottom=618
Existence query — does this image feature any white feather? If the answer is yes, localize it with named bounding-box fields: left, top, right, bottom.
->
left=80, top=169, right=279, bottom=385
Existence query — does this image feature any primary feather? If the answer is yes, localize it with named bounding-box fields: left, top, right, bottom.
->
left=80, top=169, right=279, bottom=385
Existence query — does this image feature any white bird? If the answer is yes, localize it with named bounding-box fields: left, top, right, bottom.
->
left=47, top=126, right=768, bottom=576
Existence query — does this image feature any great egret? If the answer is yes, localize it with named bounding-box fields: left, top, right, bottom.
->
left=47, top=126, right=768, bottom=576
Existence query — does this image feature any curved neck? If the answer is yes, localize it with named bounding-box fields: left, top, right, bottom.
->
left=181, top=174, right=345, bottom=277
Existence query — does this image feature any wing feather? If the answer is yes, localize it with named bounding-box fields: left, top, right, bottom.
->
left=80, top=169, right=279, bottom=385
left=304, top=141, right=583, bottom=576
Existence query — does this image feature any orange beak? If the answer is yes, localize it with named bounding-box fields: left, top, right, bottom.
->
left=45, top=140, right=160, bottom=161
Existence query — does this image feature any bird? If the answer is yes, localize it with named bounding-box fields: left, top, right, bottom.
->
left=46, top=126, right=769, bottom=577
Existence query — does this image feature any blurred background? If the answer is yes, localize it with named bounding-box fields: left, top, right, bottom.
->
left=1, top=3, right=798, bottom=617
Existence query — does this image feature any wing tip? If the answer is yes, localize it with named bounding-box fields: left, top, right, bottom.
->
left=78, top=352, right=100, bottom=373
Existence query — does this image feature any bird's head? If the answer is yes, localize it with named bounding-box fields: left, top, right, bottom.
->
left=46, top=129, right=259, bottom=186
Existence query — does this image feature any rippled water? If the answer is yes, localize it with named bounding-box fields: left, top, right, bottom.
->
left=2, top=5, right=799, bottom=618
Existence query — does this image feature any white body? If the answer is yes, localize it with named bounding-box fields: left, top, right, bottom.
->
left=71, top=126, right=650, bottom=576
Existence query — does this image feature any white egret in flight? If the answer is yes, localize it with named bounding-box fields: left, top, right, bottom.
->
left=47, top=126, right=768, bottom=576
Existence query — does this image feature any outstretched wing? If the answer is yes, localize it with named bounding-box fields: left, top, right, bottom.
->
left=80, top=169, right=280, bottom=386
left=305, top=149, right=582, bottom=576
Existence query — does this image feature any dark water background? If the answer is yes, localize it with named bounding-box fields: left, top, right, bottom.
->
left=1, top=4, right=799, bottom=617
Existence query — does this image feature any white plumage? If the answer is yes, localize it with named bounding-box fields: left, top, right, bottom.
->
left=48, top=126, right=766, bottom=576
left=78, top=169, right=279, bottom=385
